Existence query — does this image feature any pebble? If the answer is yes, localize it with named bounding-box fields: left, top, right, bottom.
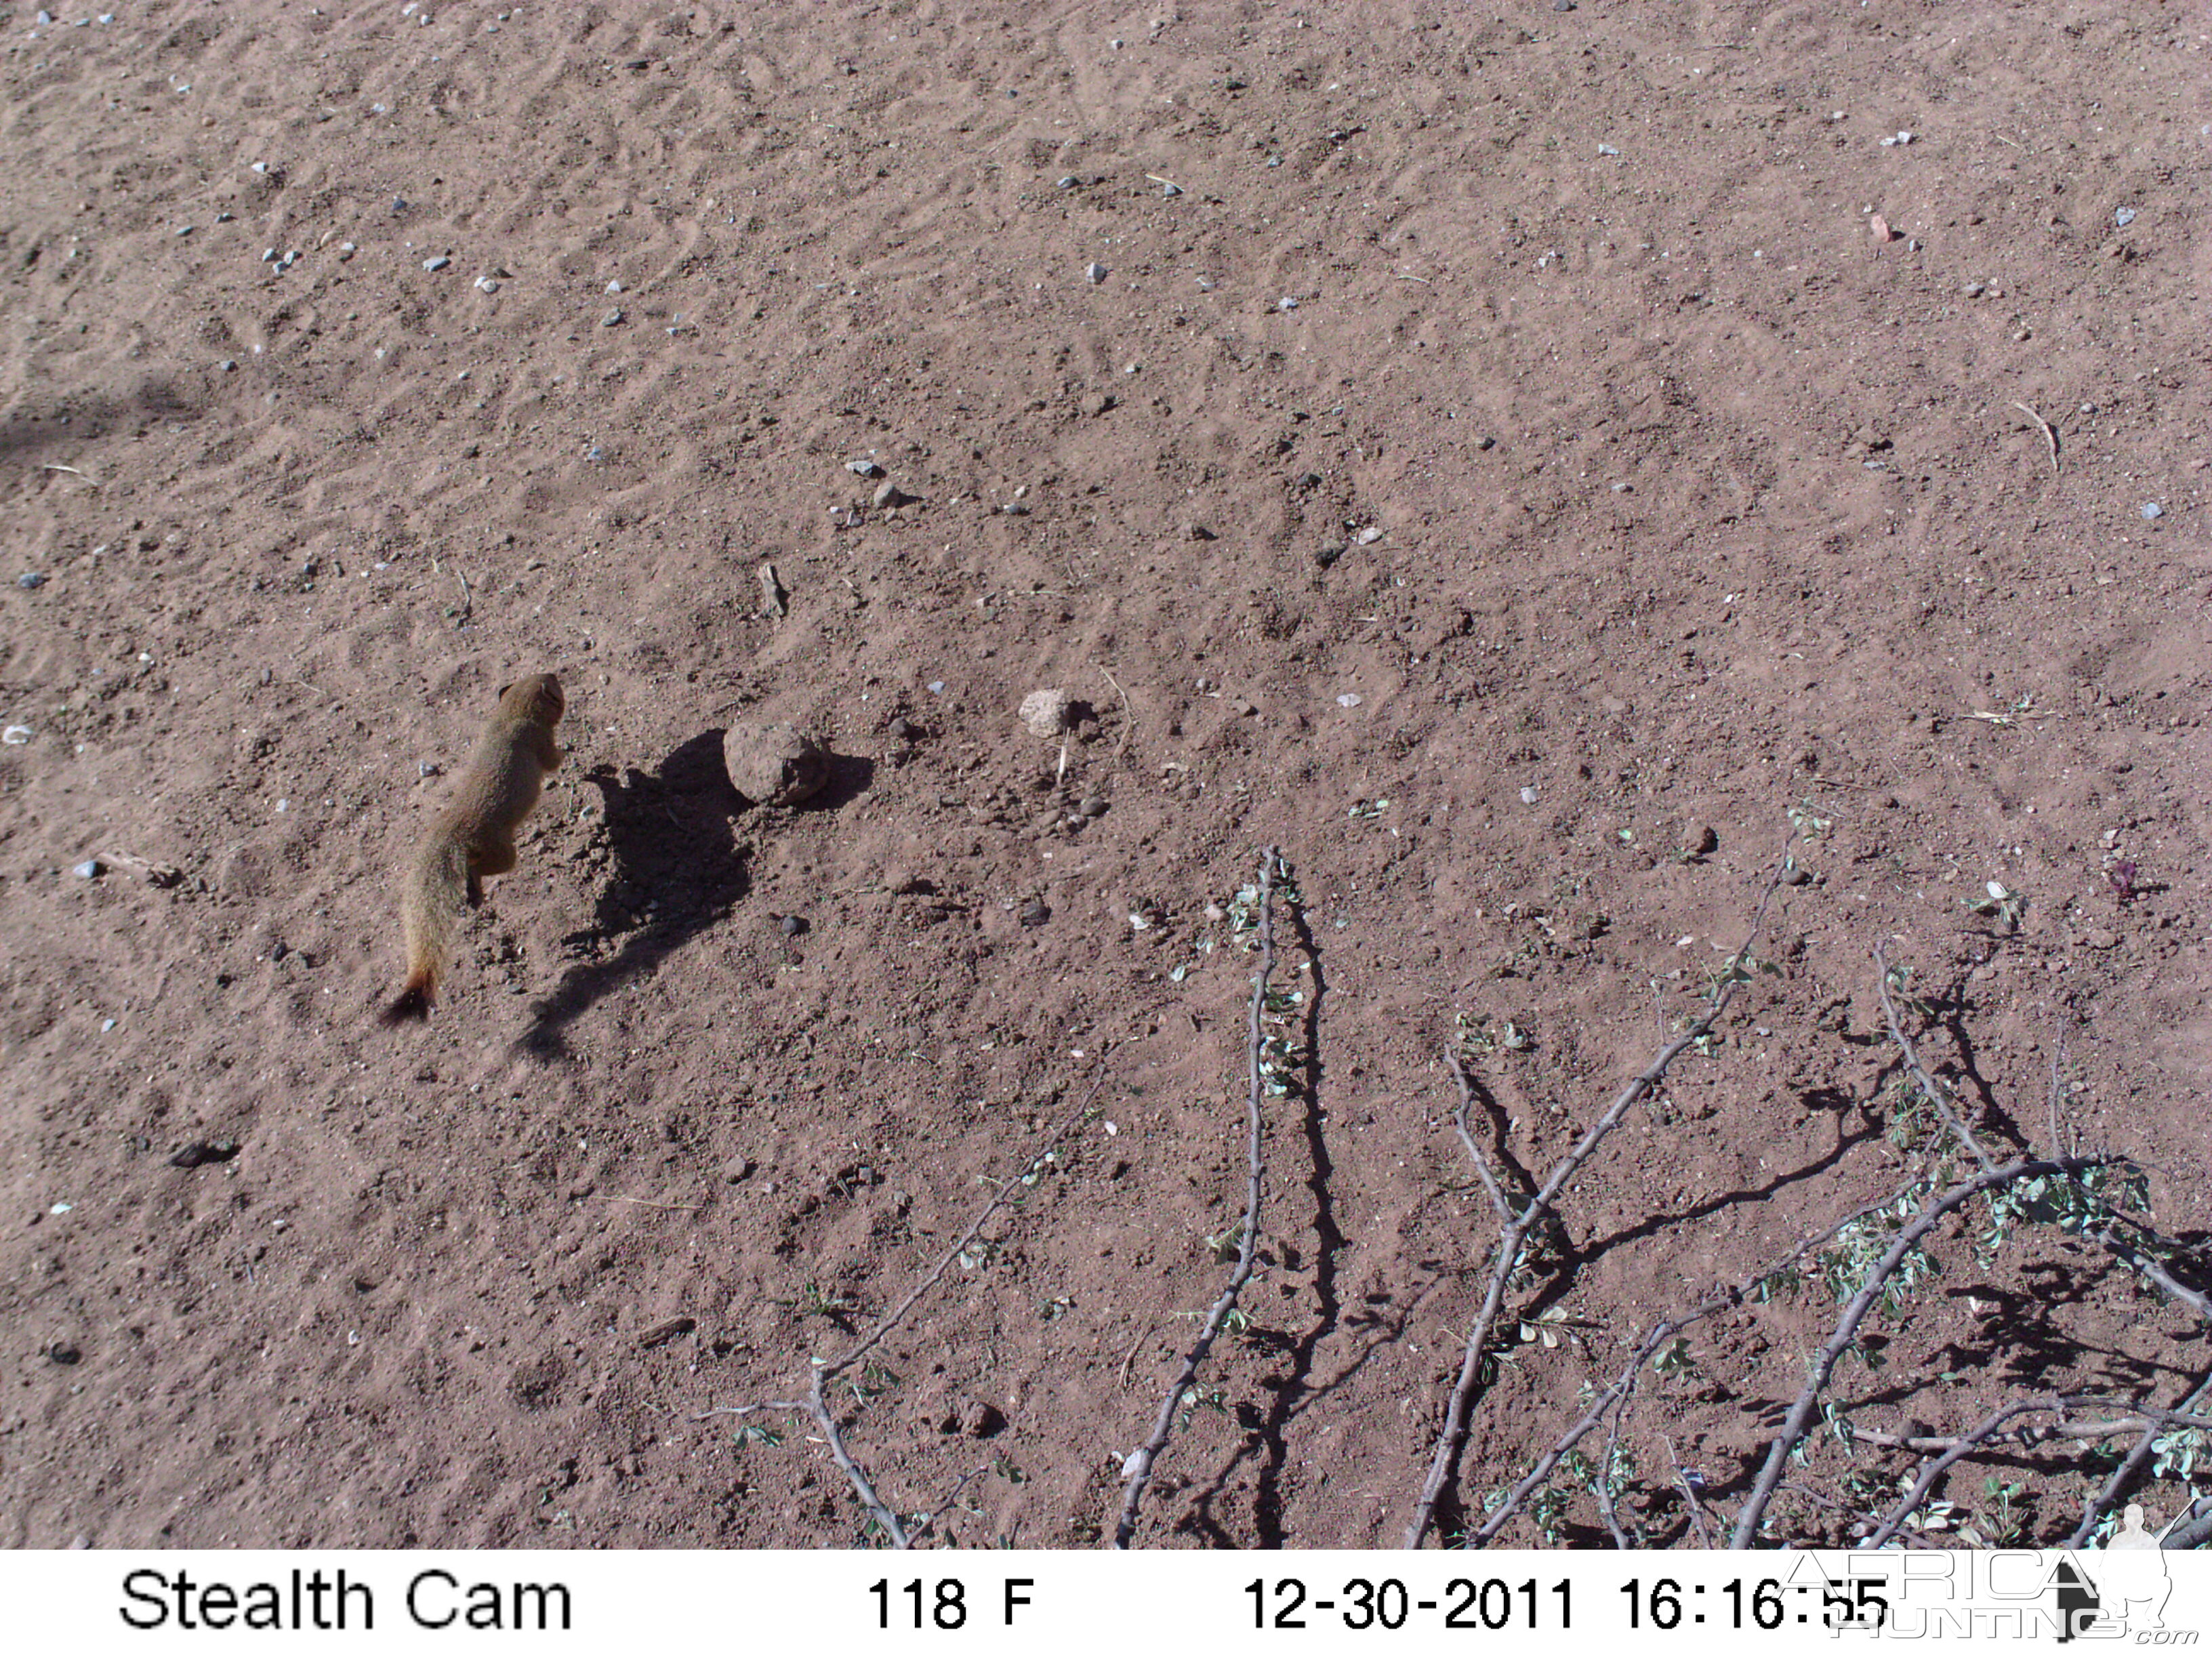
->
left=218, top=359, right=237, bottom=372
left=2140, top=502, right=2163, bottom=520
left=1078, top=796, right=1107, bottom=819
left=1277, top=295, right=1299, bottom=311
left=1, top=726, right=31, bottom=745
left=1058, top=176, right=1078, bottom=189
left=2082, top=928, right=2119, bottom=950
left=1963, top=281, right=1985, bottom=298
left=1086, top=262, right=1108, bottom=284
left=422, top=255, right=450, bottom=272
left=73, top=859, right=103, bottom=880
left=1519, top=786, right=1539, bottom=806
left=1355, top=525, right=1383, bottom=545
left=720, top=1155, right=756, bottom=1185
left=606, top=279, right=623, bottom=293
left=175, top=224, right=194, bottom=237
left=1336, top=693, right=1363, bottom=708
left=417, top=761, right=442, bottom=778
left=1597, top=144, right=1620, bottom=157
left=1019, top=899, right=1051, bottom=928
left=475, top=276, right=500, bottom=293
left=602, top=308, right=624, bottom=327
left=872, top=478, right=911, bottom=510
left=1019, top=687, right=1073, bottom=737
left=887, top=716, right=919, bottom=741
left=777, top=914, right=807, bottom=937
left=18, top=572, right=48, bottom=590
left=36, top=9, right=53, bottom=23
left=1311, top=544, right=1344, bottom=568
left=846, top=459, right=883, bottom=477
left=2114, top=207, right=2135, bottom=227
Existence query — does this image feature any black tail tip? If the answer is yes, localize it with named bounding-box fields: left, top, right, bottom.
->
left=380, top=985, right=432, bottom=1025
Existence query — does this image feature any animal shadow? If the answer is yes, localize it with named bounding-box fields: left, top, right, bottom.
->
left=519, top=730, right=752, bottom=1054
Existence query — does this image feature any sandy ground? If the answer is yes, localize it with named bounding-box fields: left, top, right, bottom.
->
left=1, top=1, right=2207, bottom=1549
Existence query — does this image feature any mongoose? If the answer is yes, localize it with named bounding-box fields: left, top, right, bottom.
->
left=380, top=674, right=565, bottom=1024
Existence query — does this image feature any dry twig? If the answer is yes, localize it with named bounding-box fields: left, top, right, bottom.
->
left=1406, top=840, right=1797, bottom=1548
left=2011, top=400, right=2060, bottom=474
left=1864, top=1397, right=2064, bottom=1549
left=695, top=1053, right=1117, bottom=1547
left=1469, top=1168, right=1928, bottom=1547
left=1446, top=1051, right=1515, bottom=1224
left=1873, top=944, right=1999, bottom=1174
left=1730, top=1155, right=2126, bottom=1547
left=1113, top=848, right=1287, bottom=1548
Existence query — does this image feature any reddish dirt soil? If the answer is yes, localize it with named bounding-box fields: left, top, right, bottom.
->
left=2, top=1, right=2207, bottom=1551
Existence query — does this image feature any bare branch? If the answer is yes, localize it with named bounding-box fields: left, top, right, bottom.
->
left=695, top=1052, right=1118, bottom=1547
left=1864, top=1397, right=2066, bottom=1549
left=1664, top=1435, right=1717, bottom=1549
left=2067, top=1372, right=2212, bottom=1549
left=1730, top=1156, right=2124, bottom=1547
left=2099, top=1227, right=2212, bottom=1324
left=1407, top=841, right=1797, bottom=1548
left=1468, top=1168, right=1929, bottom=1547
left=1448, top=1050, right=1515, bottom=1224
left=1113, top=847, right=1287, bottom=1548
left=1873, top=944, right=1998, bottom=1174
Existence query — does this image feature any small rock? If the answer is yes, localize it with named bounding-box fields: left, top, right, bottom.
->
left=1355, top=525, right=1384, bottom=545
left=422, top=255, right=450, bottom=272
left=1019, top=899, right=1050, bottom=928
left=1313, top=544, right=1347, bottom=569
left=1782, top=860, right=1813, bottom=886
left=777, top=914, right=807, bottom=937
left=606, top=279, right=624, bottom=294
left=1684, top=823, right=1719, bottom=857
left=1519, top=786, right=1539, bottom=806
left=2114, top=207, right=2136, bottom=228
left=887, top=716, right=919, bottom=741
left=1078, top=796, right=1107, bottom=819
left=18, top=572, right=48, bottom=590
left=45, top=1343, right=81, bottom=1366
left=1086, top=262, right=1108, bottom=284
left=724, top=721, right=828, bottom=806
left=720, top=1155, right=756, bottom=1185
left=872, top=478, right=913, bottom=510
left=1551, top=0, right=1575, bottom=9
left=2081, top=928, right=2119, bottom=950
left=1277, top=295, right=1298, bottom=311
left=475, top=277, right=500, bottom=294
left=418, top=760, right=443, bottom=779
left=1186, top=523, right=1215, bottom=541
left=1057, top=176, right=1078, bottom=189
left=169, top=1139, right=239, bottom=1169
left=73, top=859, right=103, bottom=880
left=218, top=359, right=237, bottom=372
left=846, top=459, right=882, bottom=478
left=1019, top=687, right=1073, bottom=738
left=3, top=726, right=35, bottom=745
left=757, top=560, right=787, bottom=617
left=960, top=1397, right=1006, bottom=1438
left=601, top=307, right=624, bottom=327
left=1336, top=693, right=1363, bottom=708
left=2139, top=502, right=2163, bottom=521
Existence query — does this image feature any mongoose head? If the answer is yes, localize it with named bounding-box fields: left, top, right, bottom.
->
left=497, top=674, right=565, bottom=726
